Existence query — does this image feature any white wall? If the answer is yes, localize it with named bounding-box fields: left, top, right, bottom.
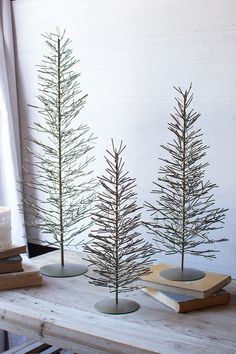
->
left=12, top=0, right=236, bottom=277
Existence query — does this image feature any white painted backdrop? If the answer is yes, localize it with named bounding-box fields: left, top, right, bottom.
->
left=12, top=0, right=236, bottom=276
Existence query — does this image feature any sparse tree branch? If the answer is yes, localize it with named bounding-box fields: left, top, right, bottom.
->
left=84, top=140, right=155, bottom=305
left=144, top=85, right=228, bottom=270
left=19, top=29, right=97, bottom=266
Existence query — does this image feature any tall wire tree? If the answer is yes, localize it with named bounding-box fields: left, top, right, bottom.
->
left=144, top=85, right=228, bottom=281
left=21, top=29, right=97, bottom=277
left=84, top=140, right=155, bottom=314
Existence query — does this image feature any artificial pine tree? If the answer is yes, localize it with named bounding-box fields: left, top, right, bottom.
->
left=84, top=140, right=155, bottom=314
left=21, top=29, right=97, bottom=277
left=144, top=85, right=228, bottom=281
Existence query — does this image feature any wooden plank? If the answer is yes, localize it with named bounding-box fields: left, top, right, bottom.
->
left=40, top=346, right=61, bottom=354
left=3, top=339, right=61, bottom=354
left=3, top=340, right=49, bottom=354
left=14, top=342, right=50, bottom=354
left=0, top=251, right=235, bottom=354
left=0, top=293, right=166, bottom=354
left=3, top=340, right=35, bottom=354
left=0, top=287, right=235, bottom=354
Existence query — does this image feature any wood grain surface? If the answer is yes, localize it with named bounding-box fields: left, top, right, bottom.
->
left=0, top=251, right=235, bottom=354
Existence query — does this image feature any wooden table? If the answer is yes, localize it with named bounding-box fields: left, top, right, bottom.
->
left=0, top=251, right=235, bottom=354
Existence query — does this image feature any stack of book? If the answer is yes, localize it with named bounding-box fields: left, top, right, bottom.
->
left=0, top=244, right=43, bottom=290
left=140, top=263, right=231, bottom=313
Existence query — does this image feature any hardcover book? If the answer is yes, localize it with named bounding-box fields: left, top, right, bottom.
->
left=0, top=255, right=23, bottom=274
left=0, top=260, right=43, bottom=290
left=142, top=288, right=230, bottom=313
left=139, top=263, right=231, bottom=298
left=0, top=245, right=27, bottom=260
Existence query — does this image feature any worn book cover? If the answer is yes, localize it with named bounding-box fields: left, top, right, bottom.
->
left=0, top=274, right=43, bottom=290
left=139, top=263, right=231, bottom=298
left=0, top=258, right=43, bottom=290
left=0, top=255, right=23, bottom=274
left=142, top=287, right=230, bottom=312
left=0, top=245, right=27, bottom=260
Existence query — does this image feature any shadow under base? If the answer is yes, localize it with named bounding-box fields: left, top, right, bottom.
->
left=40, top=263, right=88, bottom=278
left=160, top=267, right=205, bottom=281
left=95, top=298, right=140, bottom=314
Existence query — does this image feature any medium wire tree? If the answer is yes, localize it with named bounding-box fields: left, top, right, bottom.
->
left=21, top=29, right=97, bottom=277
left=144, top=85, right=228, bottom=281
left=84, top=140, right=155, bottom=314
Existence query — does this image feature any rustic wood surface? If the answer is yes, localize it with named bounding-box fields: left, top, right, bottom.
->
left=0, top=251, right=235, bottom=354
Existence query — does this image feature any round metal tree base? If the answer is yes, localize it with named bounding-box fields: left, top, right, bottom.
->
left=160, top=267, right=205, bottom=281
left=40, top=263, right=88, bottom=278
left=95, top=298, right=140, bottom=315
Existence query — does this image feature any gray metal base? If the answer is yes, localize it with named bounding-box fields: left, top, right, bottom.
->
left=95, top=298, right=140, bottom=314
left=40, top=263, right=88, bottom=278
left=160, top=267, right=205, bottom=281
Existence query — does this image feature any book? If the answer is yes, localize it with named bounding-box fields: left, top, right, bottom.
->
left=139, top=263, right=231, bottom=298
left=0, top=244, right=27, bottom=260
left=142, top=287, right=230, bottom=313
left=0, top=255, right=23, bottom=274
left=0, top=274, right=43, bottom=290
left=0, top=259, right=43, bottom=290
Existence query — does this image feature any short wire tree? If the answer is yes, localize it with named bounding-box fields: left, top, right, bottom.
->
left=84, top=140, right=155, bottom=314
left=144, top=85, right=228, bottom=281
left=21, top=29, right=97, bottom=277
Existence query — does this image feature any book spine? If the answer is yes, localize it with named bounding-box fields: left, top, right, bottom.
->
left=0, top=266, right=23, bottom=274
left=0, top=276, right=43, bottom=290
left=204, top=277, right=231, bottom=297
left=179, top=293, right=230, bottom=313
left=0, top=271, right=40, bottom=282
